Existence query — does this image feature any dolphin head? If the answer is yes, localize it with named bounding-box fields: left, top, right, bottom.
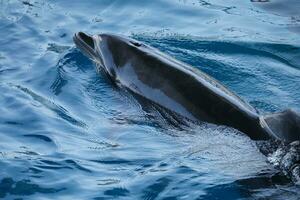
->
left=73, top=31, right=146, bottom=79
left=73, top=32, right=103, bottom=64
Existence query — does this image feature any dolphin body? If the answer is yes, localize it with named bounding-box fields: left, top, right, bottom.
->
left=73, top=32, right=300, bottom=143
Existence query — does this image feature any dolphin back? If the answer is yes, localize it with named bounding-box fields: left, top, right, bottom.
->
left=261, top=109, right=300, bottom=142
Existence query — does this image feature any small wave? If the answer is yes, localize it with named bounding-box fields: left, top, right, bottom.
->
left=96, top=179, right=121, bottom=186
left=23, top=134, right=53, bottom=143
left=34, top=158, right=92, bottom=173
left=135, top=35, right=300, bottom=70
left=47, top=43, right=70, bottom=54
left=15, top=84, right=87, bottom=128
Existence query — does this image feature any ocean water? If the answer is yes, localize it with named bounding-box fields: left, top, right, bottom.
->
left=0, top=0, right=300, bottom=199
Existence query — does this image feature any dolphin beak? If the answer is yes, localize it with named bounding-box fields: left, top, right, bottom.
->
left=73, top=32, right=97, bottom=58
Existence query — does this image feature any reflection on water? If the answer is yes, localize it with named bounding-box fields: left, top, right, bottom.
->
left=0, top=0, right=299, bottom=199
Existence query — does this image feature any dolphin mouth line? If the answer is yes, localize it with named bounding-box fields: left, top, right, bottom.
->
left=73, top=32, right=97, bottom=59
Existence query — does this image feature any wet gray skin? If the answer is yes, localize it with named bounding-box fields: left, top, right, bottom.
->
left=73, top=32, right=300, bottom=143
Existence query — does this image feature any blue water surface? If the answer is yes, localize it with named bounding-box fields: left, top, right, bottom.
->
left=0, top=0, right=300, bottom=199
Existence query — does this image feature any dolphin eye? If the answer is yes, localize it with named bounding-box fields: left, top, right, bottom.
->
left=130, top=41, right=142, bottom=47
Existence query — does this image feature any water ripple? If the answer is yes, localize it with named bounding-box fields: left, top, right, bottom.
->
left=15, top=84, right=87, bottom=128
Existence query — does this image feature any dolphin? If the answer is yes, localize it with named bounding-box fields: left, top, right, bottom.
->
left=73, top=32, right=300, bottom=143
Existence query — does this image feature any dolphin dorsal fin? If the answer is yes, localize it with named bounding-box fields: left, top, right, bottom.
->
left=261, top=109, right=300, bottom=142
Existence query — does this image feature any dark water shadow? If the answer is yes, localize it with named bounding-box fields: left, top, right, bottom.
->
left=199, top=171, right=298, bottom=200
left=142, top=177, right=171, bottom=200
left=0, top=177, right=65, bottom=198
